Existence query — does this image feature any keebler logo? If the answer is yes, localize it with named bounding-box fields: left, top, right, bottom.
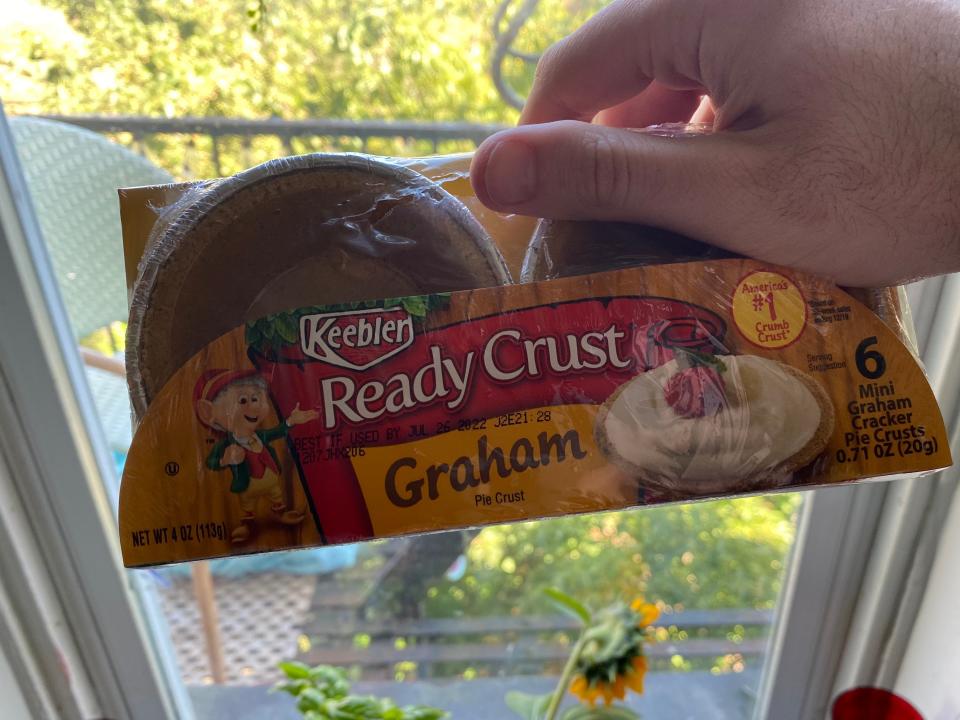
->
left=300, top=307, right=415, bottom=371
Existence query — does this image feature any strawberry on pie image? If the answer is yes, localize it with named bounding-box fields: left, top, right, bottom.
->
left=595, top=351, right=835, bottom=496
left=663, top=360, right=728, bottom=419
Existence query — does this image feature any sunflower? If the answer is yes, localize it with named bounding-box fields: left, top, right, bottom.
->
left=568, top=598, right=658, bottom=707
left=570, top=656, right=648, bottom=707
left=631, top=597, right=660, bottom=628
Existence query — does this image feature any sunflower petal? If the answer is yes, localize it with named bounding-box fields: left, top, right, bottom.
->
left=613, top=676, right=627, bottom=700
left=637, top=603, right=660, bottom=627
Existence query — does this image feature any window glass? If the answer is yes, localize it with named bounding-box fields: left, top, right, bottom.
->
left=2, top=2, right=801, bottom=717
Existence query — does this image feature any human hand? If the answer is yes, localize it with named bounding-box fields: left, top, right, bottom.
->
left=471, top=0, right=960, bottom=286
left=221, top=444, right=245, bottom=466
left=286, top=403, right=319, bottom=426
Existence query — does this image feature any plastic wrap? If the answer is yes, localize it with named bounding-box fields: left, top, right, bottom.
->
left=117, top=150, right=950, bottom=567
left=126, top=153, right=512, bottom=418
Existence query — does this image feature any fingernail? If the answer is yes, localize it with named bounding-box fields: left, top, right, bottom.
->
left=484, top=139, right=536, bottom=206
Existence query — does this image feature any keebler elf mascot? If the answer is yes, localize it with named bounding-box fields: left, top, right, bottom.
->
left=194, top=369, right=318, bottom=543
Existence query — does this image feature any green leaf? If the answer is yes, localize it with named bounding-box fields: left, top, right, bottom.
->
left=271, top=679, right=311, bottom=697
left=308, top=664, right=346, bottom=680
left=426, top=294, right=451, bottom=313
left=308, top=664, right=350, bottom=699
left=401, top=295, right=428, bottom=317
left=544, top=587, right=591, bottom=625
left=504, top=691, right=551, bottom=720
left=277, top=660, right=312, bottom=679
left=561, top=705, right=641, bottom=720
left=335, top=694, right=382, bottom=714
left=296, top=687, right=328, bottom=713
left=275, top=313, right=300, bottom=344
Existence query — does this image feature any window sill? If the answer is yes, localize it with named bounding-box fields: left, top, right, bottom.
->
left=188, top=670, right=761, bottom=720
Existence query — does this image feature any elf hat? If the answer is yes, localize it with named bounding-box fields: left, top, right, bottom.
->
left=193, top=368, right=263, bottom=429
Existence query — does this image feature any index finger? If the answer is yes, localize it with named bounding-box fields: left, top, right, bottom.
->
left=521, top=0, right=707, bottom=125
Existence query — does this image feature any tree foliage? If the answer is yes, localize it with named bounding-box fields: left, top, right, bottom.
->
left=2, top=0, right=607, bottom=172
left=424, top=494, right=800, bottom=619
left=2, top=0, right=606, bottom=122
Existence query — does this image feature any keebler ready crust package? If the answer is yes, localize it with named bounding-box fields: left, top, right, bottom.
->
left=117, top=139, right=951, bottom=567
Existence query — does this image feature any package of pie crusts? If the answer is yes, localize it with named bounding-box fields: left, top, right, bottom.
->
left=117, top=135, right=951, bottom=567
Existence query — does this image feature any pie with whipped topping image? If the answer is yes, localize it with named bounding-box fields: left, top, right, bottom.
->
left=595, top=351, right=835, bottom=496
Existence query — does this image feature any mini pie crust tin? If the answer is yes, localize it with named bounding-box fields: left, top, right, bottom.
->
left=127, top=153, right=511, bottom=417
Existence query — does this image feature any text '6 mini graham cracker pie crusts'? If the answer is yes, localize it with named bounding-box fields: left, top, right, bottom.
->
left=117, top=145, right=951, bottom=567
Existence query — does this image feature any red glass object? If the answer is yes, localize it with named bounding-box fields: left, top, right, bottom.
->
left=832, top=687, right=923, bottom=720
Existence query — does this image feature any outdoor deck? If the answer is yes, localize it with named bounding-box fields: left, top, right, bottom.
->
left=154, top=538, right=772, bottom=687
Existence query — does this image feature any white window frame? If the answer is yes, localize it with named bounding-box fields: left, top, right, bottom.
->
left=0, top=100, right=955, bottom=719
left=0, top=108, right=189, bottom=720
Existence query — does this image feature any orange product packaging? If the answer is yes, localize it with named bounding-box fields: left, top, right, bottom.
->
left=116, top=149, right=951, bottom=567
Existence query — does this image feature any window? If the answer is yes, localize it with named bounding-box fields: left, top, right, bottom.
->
left=1, top=2, right=955, bottom=719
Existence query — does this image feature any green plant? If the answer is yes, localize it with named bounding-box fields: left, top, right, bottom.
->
left=274, top=661, right=448, bottom=719
left=505, top=589, right=657, bottom=720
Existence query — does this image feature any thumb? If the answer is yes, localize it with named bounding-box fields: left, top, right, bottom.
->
left=470, top=120, right=761, bottom=250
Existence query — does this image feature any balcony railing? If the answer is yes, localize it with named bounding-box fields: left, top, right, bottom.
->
left=31, top=114, right=508, bottom=178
